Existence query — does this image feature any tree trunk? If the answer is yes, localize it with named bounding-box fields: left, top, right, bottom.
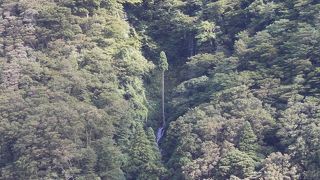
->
left=162, top=70, right=165, bottom=125
left=188, top=32, right=195, bottom=57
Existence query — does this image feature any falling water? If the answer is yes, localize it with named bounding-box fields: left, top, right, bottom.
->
left=156, top=126, right=164, bottom=144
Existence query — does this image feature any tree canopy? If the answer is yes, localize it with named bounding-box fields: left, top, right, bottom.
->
left=0, top=0, right=319, bottom=179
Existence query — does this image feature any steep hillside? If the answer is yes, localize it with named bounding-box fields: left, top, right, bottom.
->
left=127, top=0, right=320, bottom=179
left=0, top=0, right=165, bottom=179
left=0, top=0, right=320, bottom=180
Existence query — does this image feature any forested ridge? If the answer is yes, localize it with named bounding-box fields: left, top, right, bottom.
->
left=0, top=0, right=319, bottom=179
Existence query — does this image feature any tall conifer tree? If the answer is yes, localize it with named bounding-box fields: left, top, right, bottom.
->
left=159, top=51, right=168, bottom=125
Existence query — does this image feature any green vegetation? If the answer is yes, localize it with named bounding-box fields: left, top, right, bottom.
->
left=0, top=0, right=319, bottom=179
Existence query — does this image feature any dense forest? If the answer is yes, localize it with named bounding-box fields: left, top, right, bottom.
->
left=0, top=0, right=319, bottom=179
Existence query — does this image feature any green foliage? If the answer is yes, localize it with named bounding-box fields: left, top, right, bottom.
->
left=126, top=124, right=165, bottom=179
left=125, top=0, right=320, bottom=179
left=258, top=152, right=299, bottom=179
left=159, top=51, right=168, bottom=71
left=195, top=21, right=216, bottom=48
left=238, top=121, right=259, bottom=158
left=0, top=0, right=161, bottom=179
left=218, top=149, right=255, bottom=179
left=278, top=97, right=320, bottom=179
left=0, top=0, right=319, bottom=179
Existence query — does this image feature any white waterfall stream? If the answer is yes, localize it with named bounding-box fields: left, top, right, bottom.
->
left=156, top=126, right=164, bottom=144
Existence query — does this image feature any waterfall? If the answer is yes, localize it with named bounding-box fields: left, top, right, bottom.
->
left=156, top=126, right=164, bottom=144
